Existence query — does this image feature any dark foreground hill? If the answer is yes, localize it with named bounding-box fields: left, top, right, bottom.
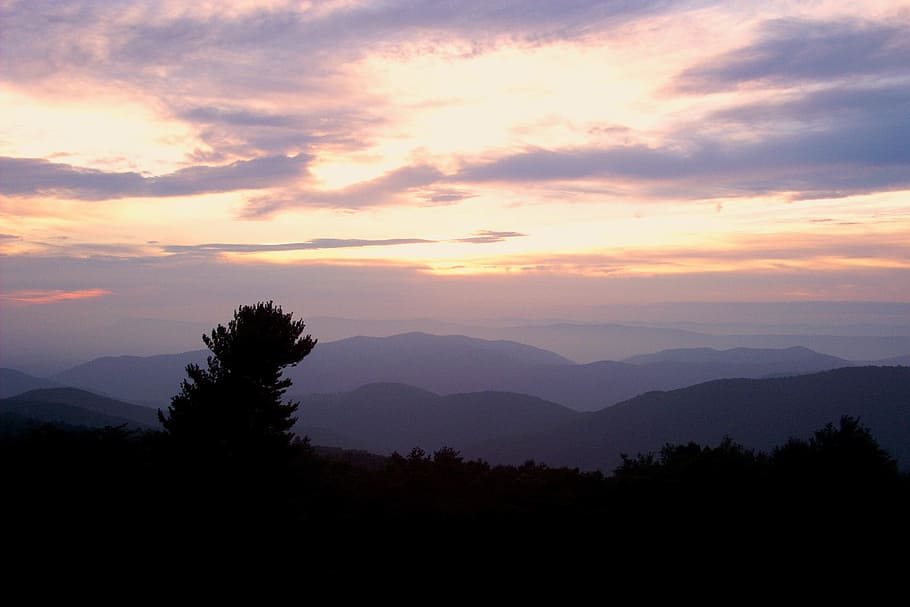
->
left=470, top=366, right=910, bottom=471
left=0, top=388, right=160, bottom=429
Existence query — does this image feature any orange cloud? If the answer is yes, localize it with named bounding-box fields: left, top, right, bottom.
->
left=0, top=288, right=111, bottom=305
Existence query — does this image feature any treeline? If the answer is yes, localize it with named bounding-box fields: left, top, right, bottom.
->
left=2, top=416, right=907, bottom=541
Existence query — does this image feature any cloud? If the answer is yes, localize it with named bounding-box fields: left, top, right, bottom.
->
left=708, top=83, right=910, bottom=127
left=459, top=145, right=691, bottom=182
left=453, top=230, right=527, bottom=244
left=179, top=106, right=299, bottom=128
left=456, top=99, right=910, bottom=200
left=162, top=238, right=435, bottom=254
left=0, top=233, right=20, bottom=240
left=675, top=19, right=910, bottom=92
left=178, top=104, right=388, bottom=158
left=0, top=288, right=111, bottom=305
left=0, top=154, right=310, bottom=200
left=13, top=230, right=529, bottom=261
left=440, top=232, right=910, bottom=277
left=419, top=189, right=476, bottom=205
left=1, top=1, right=687, bottom=95
left=242, top=164, right=446, bottom=215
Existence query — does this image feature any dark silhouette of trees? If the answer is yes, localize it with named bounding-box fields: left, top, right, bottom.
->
left=772, top=415, right=898, bottom=483
left=616, top=437, right=763, bottom=484
left=158, top=301, right=316, bottom=462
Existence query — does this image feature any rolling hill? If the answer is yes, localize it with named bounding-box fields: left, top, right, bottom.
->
left=51, top=333, right=572, bottom=407
left=476, top=322, right=910, bottom=363
left=293, top=368, right=910, bottom=471
left=50, top=335, right=867, bottom=411
left=297, top=382, right=580, bottom=454
left=287, top=332, right=573, bottom=395
left=52, top=351, right=209, bottom=406
left=0, top=368, right=63, bottom=399
left=0, top=388, right=161, bottom=429
left=469, top=366, right=910, bottom=471
left=623, top=346, right=850, bottom=368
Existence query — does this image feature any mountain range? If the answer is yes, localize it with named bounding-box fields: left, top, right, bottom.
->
left=18, top=332, right=893, bottom=411
left=468, top=366, right=910, bottom=471
left=486, top=323, right=910, bottom=363
left=0, top=368, right=62, bottom=399
left=2, top=351, right=907, bottom=471
left=0, top=388, right=160, bottom=430
left=298, top=382, right=580, bottom=454
left=297, top=367, right=910, bottom=471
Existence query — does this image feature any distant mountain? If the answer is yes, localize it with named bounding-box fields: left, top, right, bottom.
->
left=471, top=367, right=910, bottom=471
left=53, top=350, right=208, bottom=406
left=53, top=333, right=572, bottom=407
left=458, top=348, right=851, bottom=411
left=291, top=337, right=860, bottom=410
left=296, top=342, right=857, bottom=411
left=869, top=354, right=910, bottom=366
left=297, top=382, right=580, bottom=455
left=53, top=335, right=864, bottom=412
left=0, top=368, right=63, bottom=399
left=488, top=323, right=910, bottom=363
left=623, top=346, right=850, bottom=367
left=491, top=323, right=711, bottom=363
left=288, top=332, right=573, bottom=395
left=0, top=388, right=160, bottom=429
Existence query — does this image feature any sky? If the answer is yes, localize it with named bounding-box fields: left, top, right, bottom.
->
left=1, top=0, right=910, bottom=366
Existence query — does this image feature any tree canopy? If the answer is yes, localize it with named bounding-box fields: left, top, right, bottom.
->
left=158, top=301, right=316, bottom=461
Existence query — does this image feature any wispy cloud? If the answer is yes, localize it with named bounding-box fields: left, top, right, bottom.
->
left=0, top=288, right=111, bottom=305
left=707, top=83, right=910, bottom=127
left=162, top=238, right=435, bottom=254
left=675, top=18, right=910, bottom=92
left=452, top=230, right=527, bottom=244
left=419, top=189, right=476, bottom=205
left=1, top=1, right=685, bottom=87
left=178, top=104, right=387, bottom=159
left=454, top=102, right=910, bottom=200
left=10, top=230, right=527, bottom=260
left=0, top=154, right=310, bottom=200
left=242, top=164, right=446, bottom=215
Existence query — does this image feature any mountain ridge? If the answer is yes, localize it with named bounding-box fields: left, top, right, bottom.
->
left=44, top=335, right=876, bottom=411
left=0, top=387, right=161, bottom=429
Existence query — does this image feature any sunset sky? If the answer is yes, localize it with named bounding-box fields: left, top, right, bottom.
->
left=2, top=0, right=909, bottom=366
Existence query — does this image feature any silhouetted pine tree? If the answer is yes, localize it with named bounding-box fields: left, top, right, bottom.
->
left=159, top=301, right=316, bottom=462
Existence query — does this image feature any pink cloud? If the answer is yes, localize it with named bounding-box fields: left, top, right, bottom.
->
left=0, top=288, right=112, bottom=305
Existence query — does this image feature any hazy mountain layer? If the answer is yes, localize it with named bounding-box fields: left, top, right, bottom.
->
left=469, top=367, right=910, bottom=471
left=298, top=382, right=580, bottom=455
left=0, top=388, right=160, bottom=429
left=488, top=323, right=910, bottom=363
left=45, top=334, right=873, bottom=411
left=291, top=368, right=910, bottom=472
left=53, top=351, right=209, bottom=406
left=0, top=368, right=62, bottom=399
